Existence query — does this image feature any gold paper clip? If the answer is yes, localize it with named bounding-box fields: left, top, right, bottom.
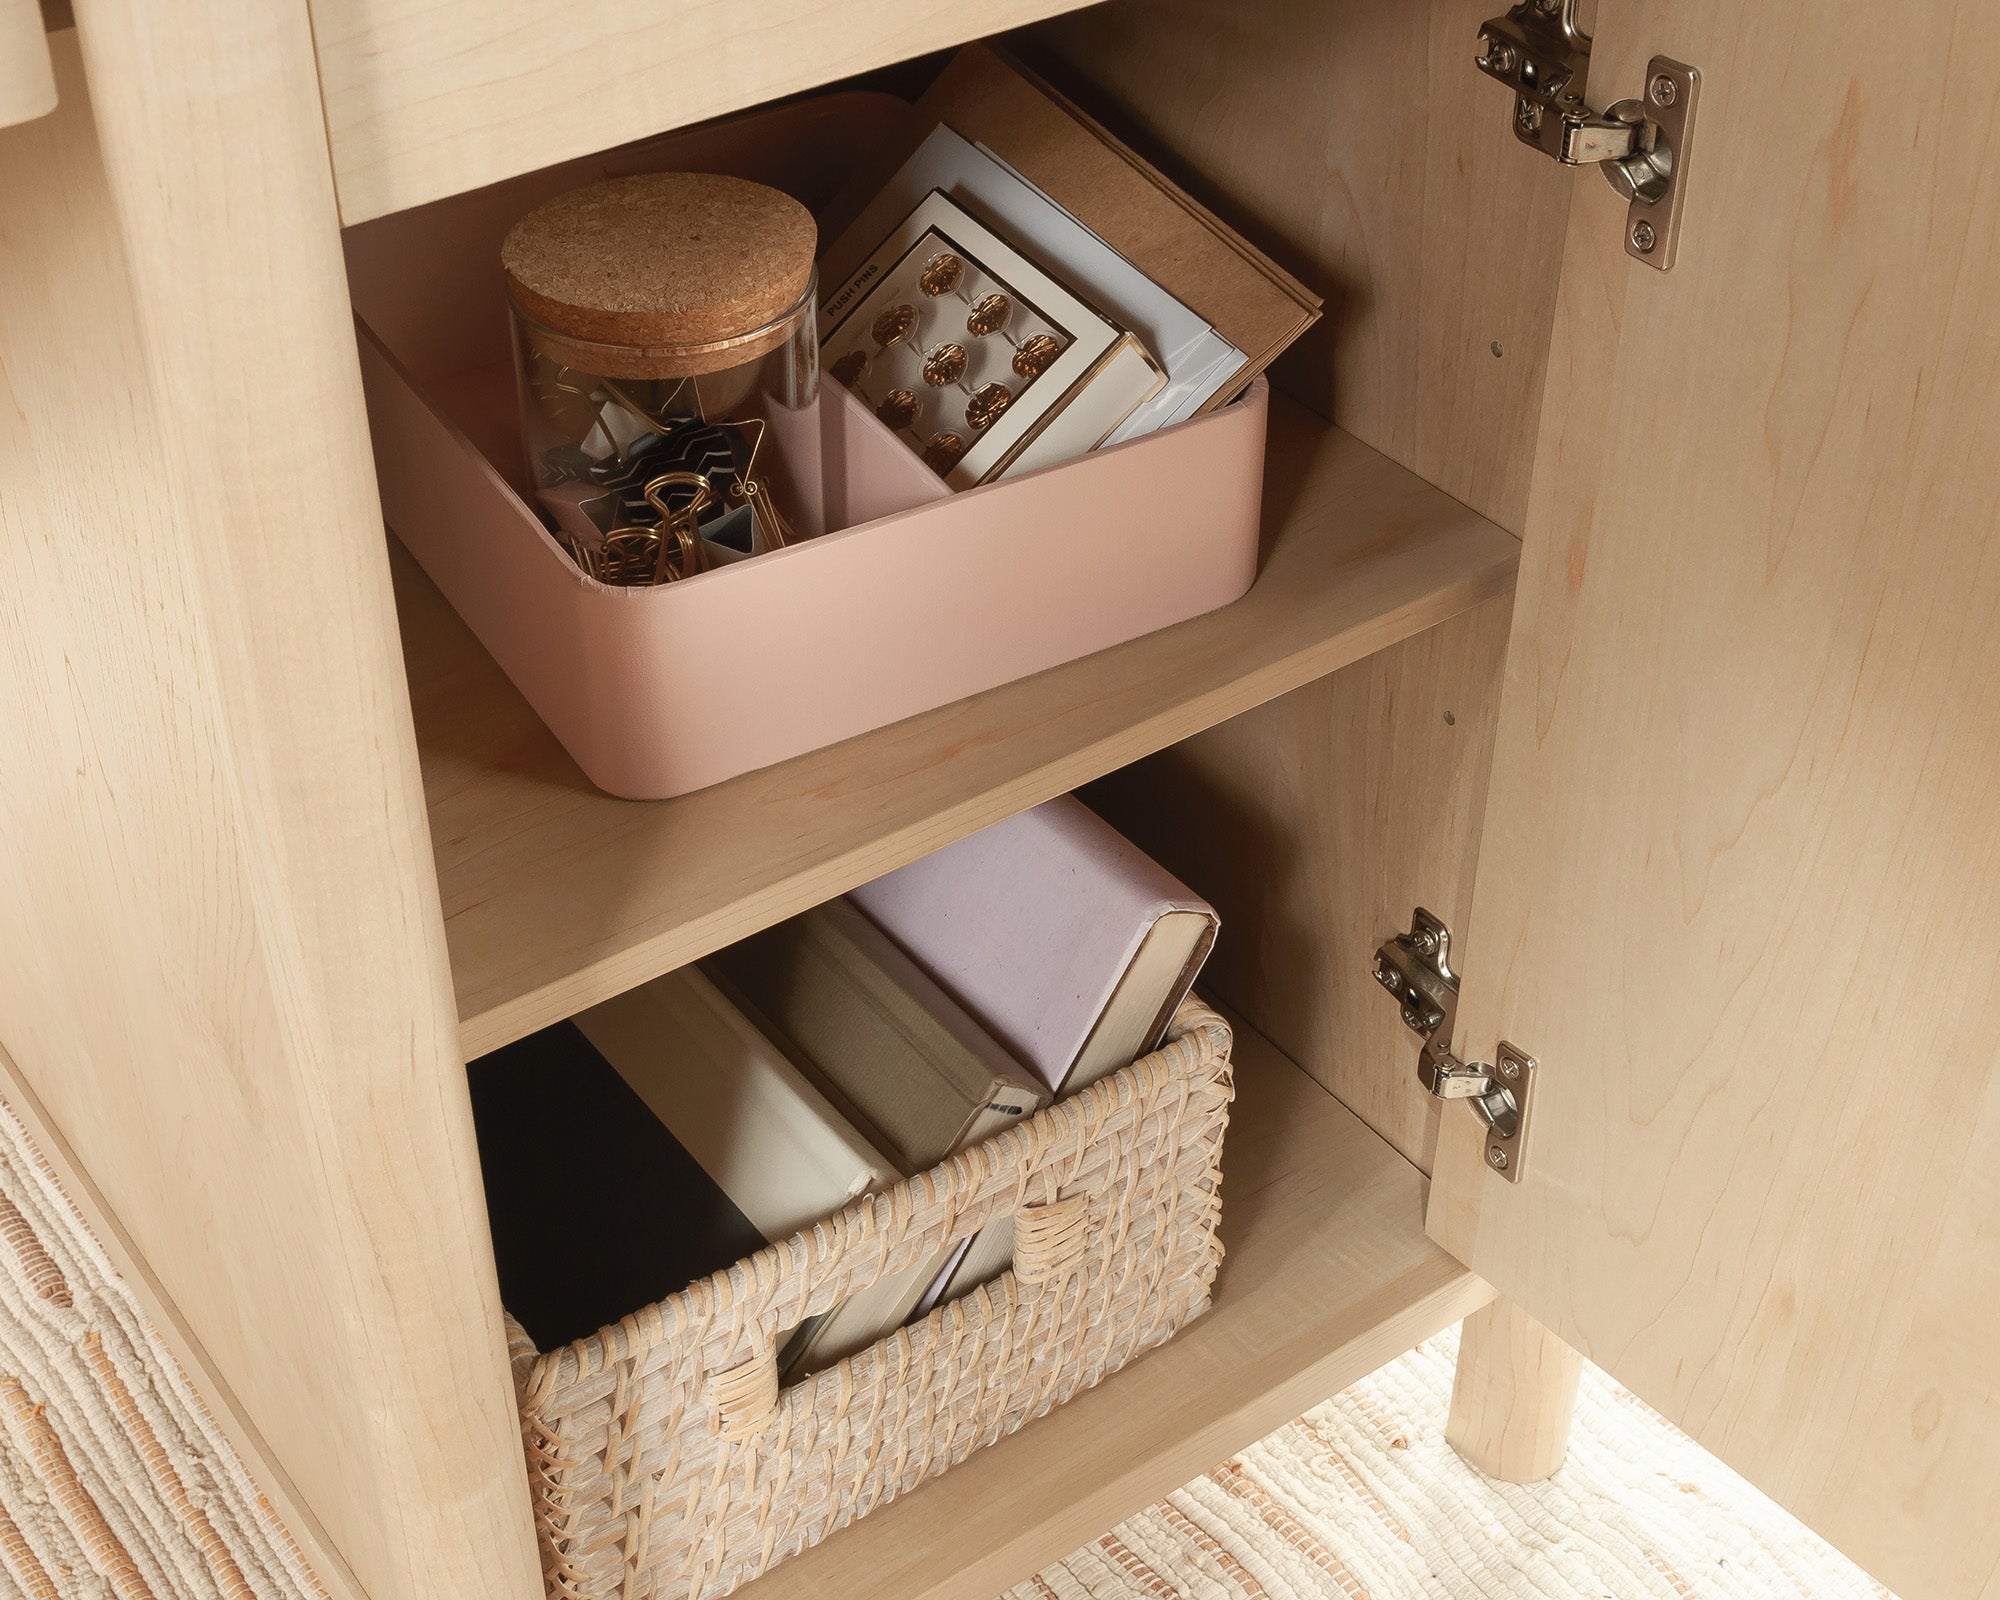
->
left=567, top=470, right=713, bottom=587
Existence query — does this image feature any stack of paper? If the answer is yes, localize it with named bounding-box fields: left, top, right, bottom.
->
left=818, top=43, right=1321, bottom=483
left=820, top=124, right=1246, bottom=474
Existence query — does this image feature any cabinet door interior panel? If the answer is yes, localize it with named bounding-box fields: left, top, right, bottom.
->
left=1, top=19, right=540, bottom=1600
left=1030, top=0, right=1573, bottom=532
left=313, top=0, right=1105, bottom=224
left=1430, top=4, right=2000, bottom=1598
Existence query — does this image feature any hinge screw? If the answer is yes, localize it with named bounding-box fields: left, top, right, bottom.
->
left=1488, top=1146, right=1511, bottom=1170
left=1516, top=98, right=1544, bottom=135
left=1649, top=72, right=1679, bottom=106
left=1479, top=39, right=1518, bottom=74
left=1630, top=218, right=1658, bottom=253
left=1498, top=1057, right=1521, bottom=1080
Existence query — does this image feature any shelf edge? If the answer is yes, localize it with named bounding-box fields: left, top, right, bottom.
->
left=454, top=541, right=1517, bottom=1058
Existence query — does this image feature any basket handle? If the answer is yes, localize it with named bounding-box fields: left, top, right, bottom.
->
left=685, top=1005, right=1229, bottom=1439
left=1011, top=1194, right=1092, bottom=1290
left=705, top=1351, right=780, bottom=1442
left=702, top=1192, right=1095, bottom=1440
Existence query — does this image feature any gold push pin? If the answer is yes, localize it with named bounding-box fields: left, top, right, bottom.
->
left=876, top=388, right=920, bottom=430
left=918, top=252, right=965, bottom=297
left=828, top=349, right=869, bottom=388
left=871, top=303, right=917, bottom=350
left=966, top=293, right=1012, bottom=337
left=922, top=431, right=968, bottom=473
left=922, top=343, right=968, bottom=386
left=1011, top=333, right=1062, bottom=380
left=965, top=382, right=1014, bottom=431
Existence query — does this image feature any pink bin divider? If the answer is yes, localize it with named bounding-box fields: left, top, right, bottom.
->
left=346, top=93, right=1268, bottom=800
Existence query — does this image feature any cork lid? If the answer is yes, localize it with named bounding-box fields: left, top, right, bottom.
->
left=503, top=173, right=817, bottom=377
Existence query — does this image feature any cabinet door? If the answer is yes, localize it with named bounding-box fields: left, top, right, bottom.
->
left=1426, top=4, right=2000, bottom=1597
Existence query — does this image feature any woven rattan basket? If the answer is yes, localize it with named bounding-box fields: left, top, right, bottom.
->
left=506, top=1001, right=1233, bottom=1600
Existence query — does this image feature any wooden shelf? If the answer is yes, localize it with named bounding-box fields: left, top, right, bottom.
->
left=731, top=1013, right=1490, bottom=1600
left=395, top=392, right=1519, bottom=1059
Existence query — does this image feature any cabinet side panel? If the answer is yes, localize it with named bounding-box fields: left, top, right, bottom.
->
left=0, top=26, right=539, bottom=1600
left=1085, top=597, right=1511, bottom=1171
left=1029, top=0, right=1571, bottom=532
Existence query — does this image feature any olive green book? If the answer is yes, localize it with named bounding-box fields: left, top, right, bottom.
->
left=708, top=897, right=1049, bottom=1318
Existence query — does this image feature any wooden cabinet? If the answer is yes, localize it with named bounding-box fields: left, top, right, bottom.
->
left=0, top=3, right=1990, bottom=1600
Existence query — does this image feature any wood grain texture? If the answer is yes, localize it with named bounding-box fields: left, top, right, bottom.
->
left=1084, top=595, right=1512, bottom=1172
left=1446, top=1299, right=1582, bottom=1482
left=1429, top=4, right=2000, bottom=1596
left=1029, top=0, right=1573, bottom=532
left=0, top=23, right=539, bottom=1600
left=400, top=394, right=1520, bottom=1057
left=310, top=0, right=1105, bottom=224
left=0, top=0, right=54, bottom=129
left=730, top=1011, right=1493, bottom=1600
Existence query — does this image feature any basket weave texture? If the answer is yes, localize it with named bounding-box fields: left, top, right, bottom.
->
left=509, top=1002, right=1235, bottom=1600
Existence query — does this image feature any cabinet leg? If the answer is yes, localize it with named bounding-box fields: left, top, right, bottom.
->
left=1446, top=1299, right=1583, bottom=1482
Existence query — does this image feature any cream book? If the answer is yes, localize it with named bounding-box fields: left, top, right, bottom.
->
left=849, top=796, right=1218, bottom=1096
left=709, top=898, right=1048, bottom=1308
left=574, top=966, right=933, bottom=1377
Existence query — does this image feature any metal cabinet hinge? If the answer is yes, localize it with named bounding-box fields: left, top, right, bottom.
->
left=1474, top=0, right=1701, bottom=270
left=1373, top=909, right=1537, bottom=1182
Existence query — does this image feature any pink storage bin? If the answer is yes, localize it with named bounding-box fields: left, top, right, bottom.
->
left=345, top=94, right=1268, bottom=800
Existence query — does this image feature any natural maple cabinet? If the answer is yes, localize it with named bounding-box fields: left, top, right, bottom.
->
left=0, top=3, right=1991, bottom=1600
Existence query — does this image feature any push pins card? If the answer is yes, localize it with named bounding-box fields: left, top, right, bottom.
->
left=819, top=190, right=1129, bottom=488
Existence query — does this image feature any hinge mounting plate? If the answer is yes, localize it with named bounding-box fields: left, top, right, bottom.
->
left=1374, top=909, right=1538, bottom=1181
left=1475, top=0, right=1702, bottom=270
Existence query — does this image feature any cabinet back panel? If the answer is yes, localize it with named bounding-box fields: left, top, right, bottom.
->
left=1087, top=595, right=1512, bottom=1170
left=1030, top=0, right=1572, bottom=533
left=1035, top=0, right=1534, bottom=1148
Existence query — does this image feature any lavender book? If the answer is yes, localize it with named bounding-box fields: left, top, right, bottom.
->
left=851, top=796, right=1218, bottom=1097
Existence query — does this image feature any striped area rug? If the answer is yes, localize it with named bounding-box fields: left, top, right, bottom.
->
left=0, top=1095, right=328, bottom=1600
left=1006, top=1330, right=1895, bottom=1600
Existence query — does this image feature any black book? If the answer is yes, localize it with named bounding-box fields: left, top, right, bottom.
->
left=468, top=1020, right=767, bottom=1352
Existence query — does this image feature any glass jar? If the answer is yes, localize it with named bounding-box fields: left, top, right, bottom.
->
left=502, top=172, right=823, bottom=585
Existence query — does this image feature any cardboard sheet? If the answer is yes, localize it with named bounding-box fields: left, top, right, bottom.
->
left=860, top=45, right=1323, bottom=412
